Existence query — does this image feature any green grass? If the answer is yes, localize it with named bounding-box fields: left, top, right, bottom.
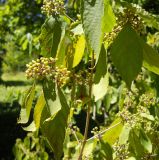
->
left=0, top=72, right=41, bottom=104
left=1, top=72, right=28, bottom=82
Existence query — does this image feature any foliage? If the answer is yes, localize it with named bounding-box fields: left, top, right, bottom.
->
left=13, top=132, right=49, bottom=160
left=16, top=0, right=159, bottom=160
left=0, top=0, right=44, bottom=72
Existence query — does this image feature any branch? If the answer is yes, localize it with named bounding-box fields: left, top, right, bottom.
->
left=78, top=52, right=95, bottom=160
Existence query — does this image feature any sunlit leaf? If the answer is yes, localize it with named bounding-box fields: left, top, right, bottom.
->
left=34, top=93, right=46, bottom=129
left=93, top=45, right=109, bottom=101
left=81, top=0, right=115, bottom=61
left=73, top=34, right=86, bottom=68
left=119, top=125, right=131, bottom=144
left=103, top=0, right=116, bottom=33
left=23, top=121, right=36, bottom=132
left=56, top=34, right=72, bottom=67
left=83, top=139, right=97, bottom=159
left=103, top=118, right=123, bottom=145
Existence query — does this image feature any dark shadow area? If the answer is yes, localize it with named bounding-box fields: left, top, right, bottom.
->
left=0, top=102, right=26, bottom=160
left=74, top=110, right=104, bottom=138
left=0, top=81, right=30, bottom=86
left=0, top=80, right=31, bottom=86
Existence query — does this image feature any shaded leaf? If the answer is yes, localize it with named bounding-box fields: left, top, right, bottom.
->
left=40, top=87, right=69, bottom=160
left=43, top=79, right=61, bottom=116
left=39, top=16, right=67, bottom=57
left=139, top=128, right=152, bottom=153
left=99, top=140, right=113, bottom=160
left=129, top=129, right=144, bottom=158
left=110, top=23, right=143, bottom=88
left=18, top=84, right=35, bottom=124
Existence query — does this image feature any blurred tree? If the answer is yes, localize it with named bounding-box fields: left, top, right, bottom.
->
left=0, top=0, right=44, bottom=73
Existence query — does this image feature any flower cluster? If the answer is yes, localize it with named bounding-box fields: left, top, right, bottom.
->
left=41, top=0, right=65, bottom=16
left=104, top=8, right=144, bottom=45
left=119, top=89, right=158, bottom=133
left=118, top=8, right=144, bottom=33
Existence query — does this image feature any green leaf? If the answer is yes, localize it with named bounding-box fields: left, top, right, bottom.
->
left=39, top=16, right=67, bottom=57
left=93, top=45, right=109, bottom=101
left=127, top=157, right=136, bottom=160
left=110, top=23, right=143, bottom=88
left=81, top=0, right=115, bottom=61
left=43, top=79, right=61, bottom=116
left=34, top=93, right=46, bottom=129
left=140, top=113, right=155, bottom=121
left=103, top=0, right=116, bottom=33
left=139, top=128, right=152, bottom=153
left=99, top=140, right=113, bottom=160
left=81, top=0, right=104, bottom=59
left=119, top=125, right=131, bottom=144
left=129, top=129, right=144, bottom=158
left=83, top=139, right=97, bottom=159
left=18, top=84, right=35, bottom=124
left=22, top=121, right=36, bottom=132
left=56, top=34, right=72, bottom=67
left=103, top=118, right=123, bottom=145
left=40, top=87, right=69, bottom=160
left=71, top=24, right=84, bottom=35
left=73, top=34, right=86, bottom=68
left=143, top=43, right=159, bottom=75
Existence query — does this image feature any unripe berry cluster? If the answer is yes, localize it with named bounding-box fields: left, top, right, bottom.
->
left=74, top=71, right=91, bottom=86
left=41, top=0, right=65, bottom=16
left=113, top=142, right=129, bottom=160
left=26, top=57, right=56, bottom=79
left=103, top=24, right=122, bottom=45
left=25, top=57, right=70, bottom=86
left=55, top=66, right=70, bottom=86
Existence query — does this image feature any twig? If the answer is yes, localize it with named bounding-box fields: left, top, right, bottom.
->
left=72, top=130, right=80, bottom=144
left=86, top=121, right=122, bottom=142
left=63, top=13, right=75, bottom=22
left=78, top=52, right=95, bottom=160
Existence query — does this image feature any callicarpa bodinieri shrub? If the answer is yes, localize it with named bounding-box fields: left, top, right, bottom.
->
left=18, top=0, right=159, bottom=159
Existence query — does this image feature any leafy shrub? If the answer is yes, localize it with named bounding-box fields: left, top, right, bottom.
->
left=17, top=0, right=159, bottom=160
